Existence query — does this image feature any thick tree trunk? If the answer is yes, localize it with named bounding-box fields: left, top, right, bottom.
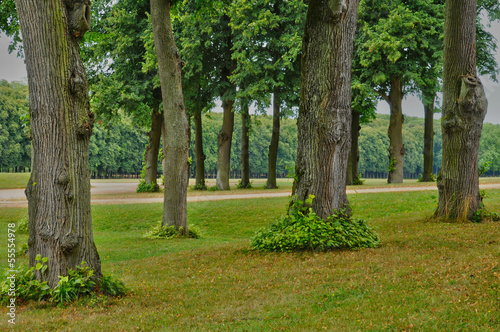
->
left=266, top=92, right=280, bottom=189
left=240, top=102, right=250, bottom=188
left=216, top=97, right=235, bottom=190
left=150, top=0, right=190, bottom=231
left=387, top=76, right=404, bottom=184
left=346, top=110, right=360, bottom=185
left=292, top=0, right=359, bottom=220
left=421, top=95, right=435, bottom=182
left=143, top=108, right=163, bottom=190
left=16, top=0, right=101, bottom=287
left=194, top=111, right=206, bottom=190
left=436, top=0, right=487, bottom=220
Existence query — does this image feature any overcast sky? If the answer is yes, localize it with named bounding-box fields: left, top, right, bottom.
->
left=1, top=19, right=499, bottom=124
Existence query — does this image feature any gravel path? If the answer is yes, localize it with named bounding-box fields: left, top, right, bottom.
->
left=1, top=182, right=500, bottom=208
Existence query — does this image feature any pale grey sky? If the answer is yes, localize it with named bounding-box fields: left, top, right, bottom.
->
left=1, top=19, right=499, bottom=124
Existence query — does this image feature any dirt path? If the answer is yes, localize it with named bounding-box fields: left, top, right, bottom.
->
left=1, top=182, right=500, bottom=209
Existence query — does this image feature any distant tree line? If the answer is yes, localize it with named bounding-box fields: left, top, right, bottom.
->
left=2, top=81, right=499, bottom=179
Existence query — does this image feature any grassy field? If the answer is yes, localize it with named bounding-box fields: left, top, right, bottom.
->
left=0, top=189, right=499, bottom=331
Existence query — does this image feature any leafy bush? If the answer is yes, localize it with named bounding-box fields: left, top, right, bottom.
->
left=417, top=173, right=436, bottom=182
left=207, top=185, right=220, bottom=191
left=352, top=175, right=365, bottom=185
left=192, top=183, right=207, bottom=190
left=143, top=222, right=202, bottom=239
left=251, top=196, right=381, bottom=252
left=136, top=180, right=160, bottom=193
left=99, top=274, right=128, bottom=297
left=0, top=257, right=127, bottom=307
left=237, top=180, right=252, bottom=189
left=16, top=217, right=29, bottom=234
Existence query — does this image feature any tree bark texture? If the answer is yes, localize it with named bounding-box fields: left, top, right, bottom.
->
left=143, top=108, right=163, bottom=190
left=387, top=76, right=405, bottom=183
left=346, top=110, right=360, bottom=185
left=194, top=111, right=206, bottom=190
left=150, top=0, right=190, bottom=231
left=266, top=92, right=281, bottom=189
left=216, top=95, right=235, bottom=190
left=436, top=0, right=487, bottom=220
left=240, top=102, right=251, bottom=188
left=422, top=95, right=435, bottom=182
left=15, top=0, right=101, bottom=287
left=292, top=0, right=359, bottom=220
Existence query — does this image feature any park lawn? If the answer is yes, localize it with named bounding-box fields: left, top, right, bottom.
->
left=0, top=173, right=30, bottom=189
left=0, top=190, right=499, bottom=331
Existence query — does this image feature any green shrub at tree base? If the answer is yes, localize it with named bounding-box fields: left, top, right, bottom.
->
left=251, top=196, right=381, bottom=252
left=143, top=222, right=202, bottom=239
left=0, top=258, right=127, bottom=307
left=136, top=180, right=160, bottom=193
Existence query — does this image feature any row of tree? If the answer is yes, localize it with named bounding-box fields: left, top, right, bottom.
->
left=4, top=84, right=500, bottom=178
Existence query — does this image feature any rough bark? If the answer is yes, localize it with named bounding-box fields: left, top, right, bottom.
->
left=240, top=102, right=250, bottom=188
left=16, top=0, right=101, bottom=287
left=194, top=111, right=206, bottom=190
left=292, top=0, right=359, bottom=220
left=346, top=110, right=360, bottom=185
left=436, top=0, right=487, bottom=220
left=143, top=108, right=163, bottom=190
left=387, top=76, right=404, bottom=184
left=422, top=95, right=435, bottom=182
left=266, top=92, right=281, bottom=189
left=216, top=94, right=235, bottom=190
left=150, top=0, right=190, bottom=231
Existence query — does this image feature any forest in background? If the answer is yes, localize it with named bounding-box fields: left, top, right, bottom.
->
left=2, top=79, right=499, bottom=179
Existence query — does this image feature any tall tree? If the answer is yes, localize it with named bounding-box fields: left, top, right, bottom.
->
left=356, top=0, right=444, bottom=183
left=435, top=0, right=487, bottom=220
left=292, top=0, right=359, bottom=219
left=14, top=0, right=101, bottom=286
left=150, top=0, right=190, bottom=231
left=83, top=0, right=163, bottom=191
left=230, top=0, right=305, bottom=189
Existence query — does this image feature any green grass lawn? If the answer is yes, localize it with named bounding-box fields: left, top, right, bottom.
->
left=0, top=173, right=30, bottom=189
left=0, top=190, right=499, bottom=331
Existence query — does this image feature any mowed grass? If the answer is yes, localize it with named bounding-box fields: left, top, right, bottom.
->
left=0, top=173, right=30, bottom=189
left=0, top=190, right=499, bottom=331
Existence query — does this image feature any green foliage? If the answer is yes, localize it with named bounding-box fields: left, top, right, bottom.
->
left=16, top=217, right=29, bottom=234
left=52, top=262, right=96, bottom=306
left=99, top=274, right=128, bottom=297
left=0, top=80, right=31, bottom=171
left=136, top=180, right=160, bottom=193
left=418, top=173, right=436, bottom=182
left=143, top=222, right=201, bottom=239
left=478, top=161, right=492, bottom=176
left=0, top=258, right=127, bottom=307
left=251, top=196, right=380, bottom=252
left=207, top=185, right=220, bottom=192
left=192, top=183, right=207, bottom=191
left=237, top=180, right=252, bottom=189
left=387, top=157, right=397, bottom=173
left=0, top=255, right=50, bottom=305
left=352, top=175, right=365, bottom=185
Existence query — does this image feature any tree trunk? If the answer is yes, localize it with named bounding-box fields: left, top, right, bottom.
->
left=436, top=0, right=487, bottom=220
left=292, top=0, right=359, bottom=220
left=240, top=101, right=250, bottom=188
left=422, top=95, right=435, bottom=182
left=16, top=0, right=101, bottom=287
left=387, top=76, right=404, bottom=183
left=143, top=108, right=163, bottom=191
left=194, top=111, right=206, bottom=190
left=266, top=92, right=280, bottom=189
left=216, top=97, right=235, bottom=190
left=346, top=110, right=360, bottom=185
left=150, top=0, right=190, bottom=231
